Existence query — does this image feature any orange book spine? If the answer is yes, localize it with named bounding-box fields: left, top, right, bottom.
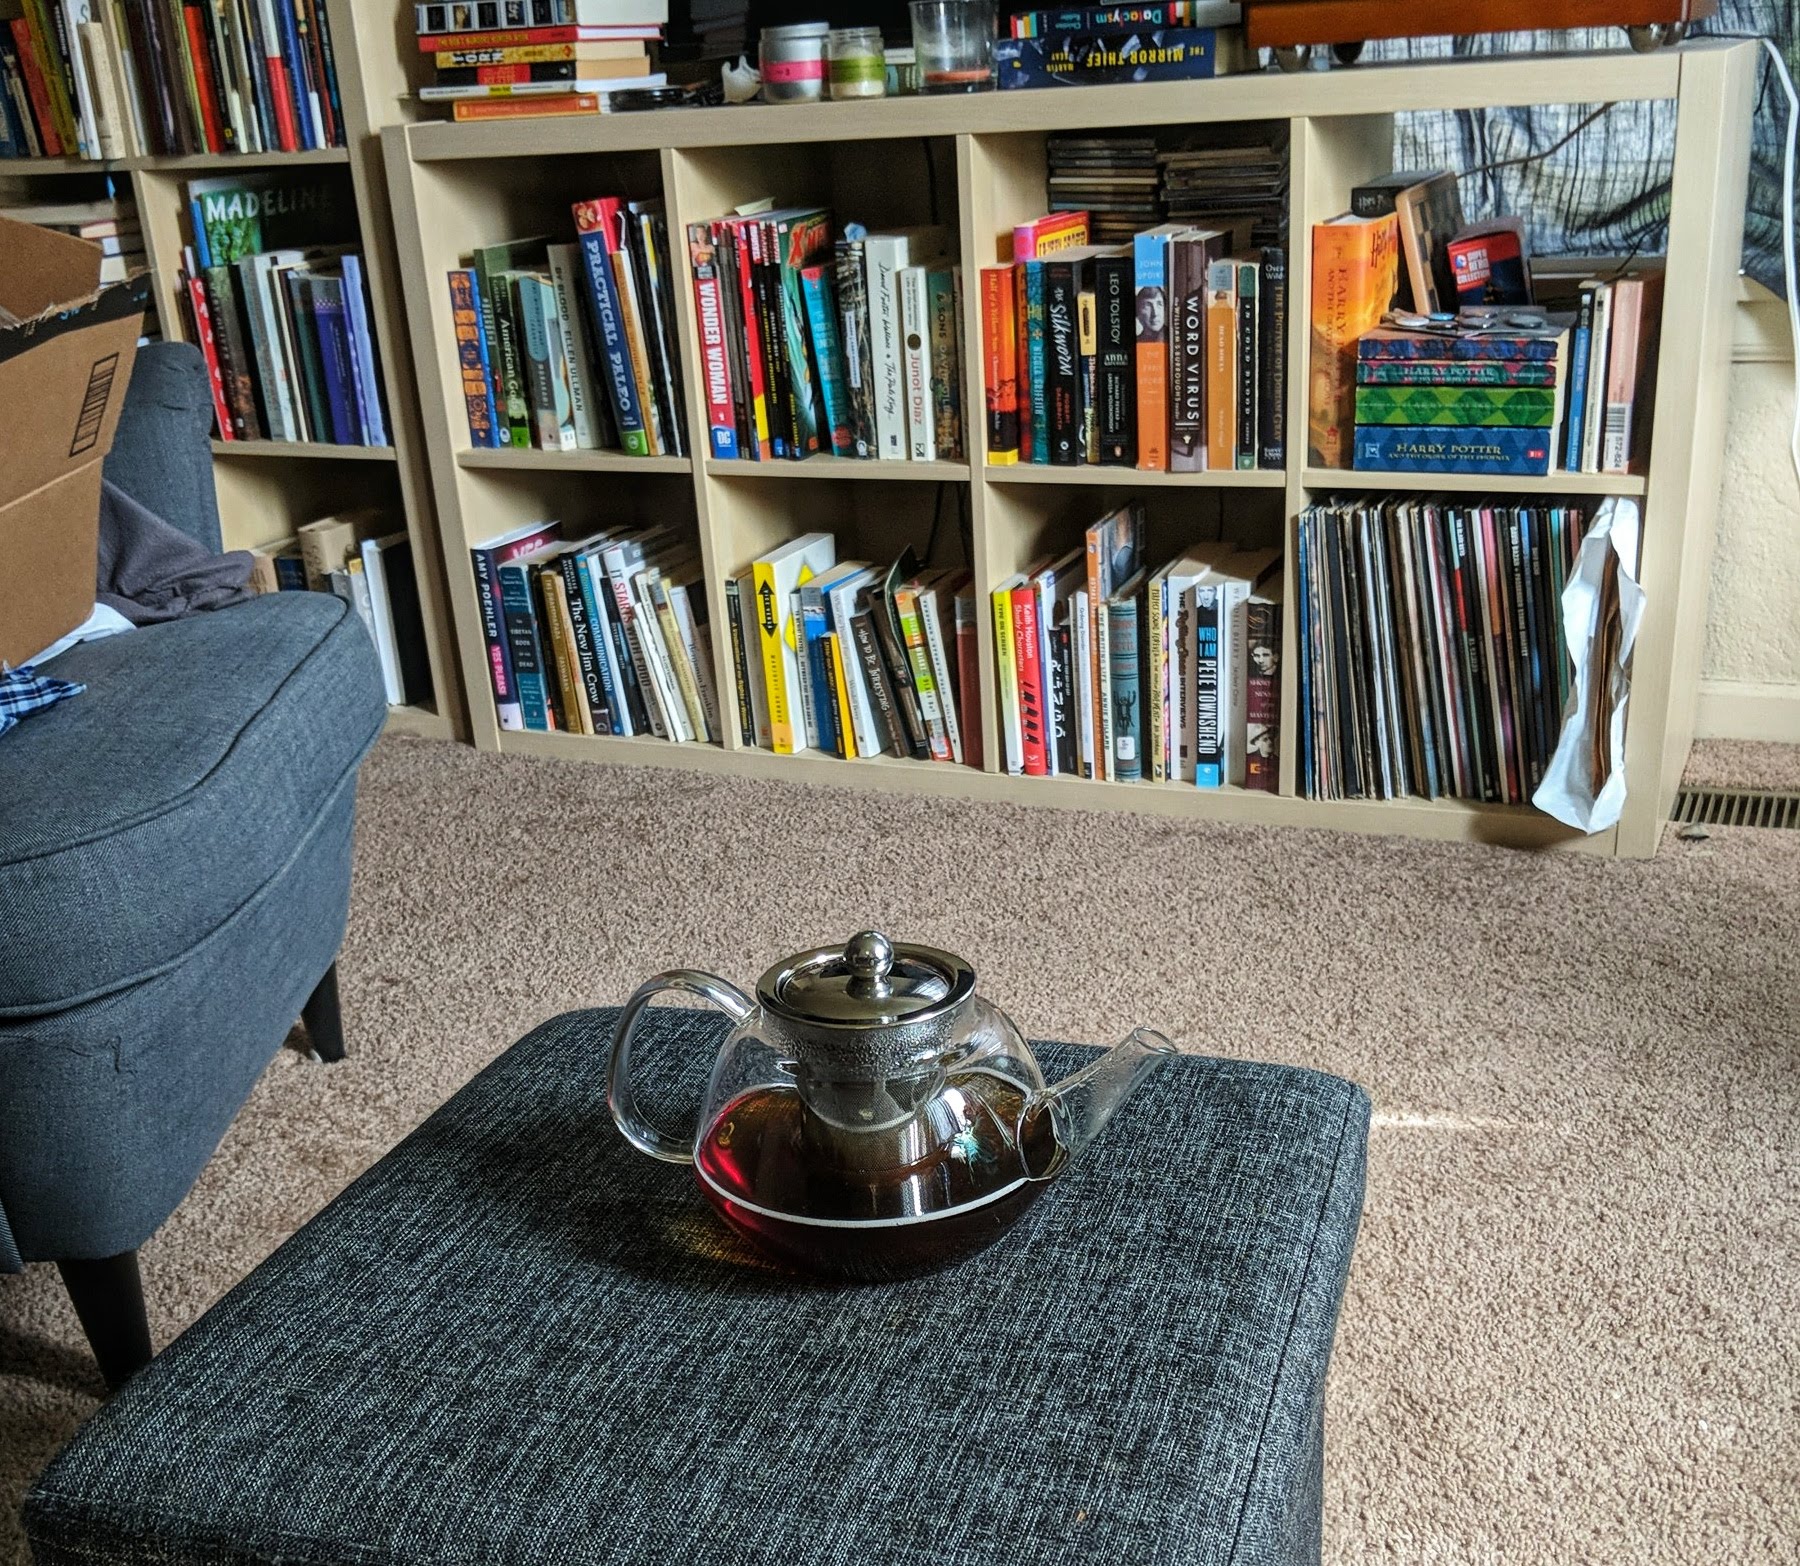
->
left=451, top=93, right=602, bottom=121
left=980, top=265, right=1020, bottom=465
left=1205, top=261, right=1236, bottom=471
left=1307, top=214, right=1400, bottom=468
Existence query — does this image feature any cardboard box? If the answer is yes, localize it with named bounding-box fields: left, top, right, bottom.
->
left=0, top=214, right=148, bottom=667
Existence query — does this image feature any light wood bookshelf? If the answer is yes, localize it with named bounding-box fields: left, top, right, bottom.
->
left=378, top=41, right=1756, bottom=859
left=0, top=1, right=463, bottom=742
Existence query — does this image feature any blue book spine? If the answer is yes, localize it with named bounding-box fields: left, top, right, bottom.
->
left=274, top=555, right=308, bottom=591
left=1358, top=333, right=1562, bottom=362
left=189, top=196, right=212, bottom=270
left=277, top=0, right=315, bottom=150
left=1564, top=289, right=1594, bottom=472
left=310, top=280, right=362, bottom=445
left=472, top=547, right=522, bottom=729
left=1024, top=261, right=1049, bottom=464
left=1193, top=584, right=1222, bottom=788
left=341, top=255, right=388, bottom=446
left=996, top=28, right=1216, bottom=89
left=577, top=553, right=628, bottom=734
left=800, top=267, right=856, bottom=459
left=573, top=226, right=650, bottom=455
left=496, top=560, right=552, bottom=731
left=1353, top=424, right=1552, bottom=476
left=448, top=270, right=501, bottom=449
left=802, top=601, right=839, bottom=755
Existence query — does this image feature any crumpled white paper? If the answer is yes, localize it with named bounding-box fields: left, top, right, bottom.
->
left=1532, top=496, right=1646, bottom=833
left=722, top=55, right=761, bottom=104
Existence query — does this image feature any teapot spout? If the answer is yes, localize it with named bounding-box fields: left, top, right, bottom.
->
left=1020, top=1028, right=1177, bottom=1179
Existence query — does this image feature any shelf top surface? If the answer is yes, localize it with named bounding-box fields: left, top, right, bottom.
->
left=395, top=42, right=1743, bottom=163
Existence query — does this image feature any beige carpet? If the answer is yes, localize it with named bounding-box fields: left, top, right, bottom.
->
left=3, top=736, right=1797, bottom=1564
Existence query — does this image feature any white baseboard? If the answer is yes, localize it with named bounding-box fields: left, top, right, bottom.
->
left=1695, top=680, right=1800, bottom=743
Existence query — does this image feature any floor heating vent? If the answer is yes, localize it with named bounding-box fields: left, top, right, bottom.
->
left=1671, top=788, right=1800, bottom=829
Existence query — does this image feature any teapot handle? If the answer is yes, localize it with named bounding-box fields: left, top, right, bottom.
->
left=608, top=971, right=755, bottom=1165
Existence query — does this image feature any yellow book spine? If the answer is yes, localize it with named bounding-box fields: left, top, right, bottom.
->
left=752, top=561, right=795, bottom=752
left=827, top=630, right=856, bottom=757
left=992, top=586, right=1018, bottom=768
left=540, top=567, right=589, bottom=735
left=652, top=578, right=708, bottom=740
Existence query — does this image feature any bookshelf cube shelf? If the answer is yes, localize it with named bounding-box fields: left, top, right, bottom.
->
left=1, top=0, right=465, bottom=744
left=383, top=41, right=1756, bottom=859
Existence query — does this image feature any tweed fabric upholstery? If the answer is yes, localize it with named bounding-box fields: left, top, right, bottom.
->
left=0, top=592, right=384, bottom=1016
left=102, top=343, right=223, bottom=553
left=25, top=1008, right=1369, bottom=1566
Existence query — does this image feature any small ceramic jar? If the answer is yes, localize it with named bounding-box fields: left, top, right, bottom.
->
left=827, top=26, right=886, bottom=99
left=760, top=22, right=830, bottom=103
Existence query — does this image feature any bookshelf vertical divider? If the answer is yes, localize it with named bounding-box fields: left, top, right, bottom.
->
left=379, top=42, right=1756, bottom=858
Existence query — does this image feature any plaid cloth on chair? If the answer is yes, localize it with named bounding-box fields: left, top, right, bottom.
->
left=0, top=666, right=84, bottom=737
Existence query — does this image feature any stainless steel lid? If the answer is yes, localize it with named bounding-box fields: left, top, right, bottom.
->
left=756, top=931, right=975, bottom=1075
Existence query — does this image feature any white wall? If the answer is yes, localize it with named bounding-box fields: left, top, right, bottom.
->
left=1699, top=299, right=1800, bottom=741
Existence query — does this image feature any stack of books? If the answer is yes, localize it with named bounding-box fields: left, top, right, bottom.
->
left=414, top=0, right=667, bottom=123
left=249, top=510, right=433, bottom=708
left=1311, top=171, right=1664, bottom=477
left=980, top=210, right=1285, bottom=471
left=449, top=199, right=687, bottom=456
left=1297, top=496, right=1586, bottom=805
left=0, top=195, right=142, bottom=283
left=468, top=519, right=717, bottom=739
left=688, top=211, right=965, bottom=464
left=729, top=535, right=979, bottom=765
left=997, top=4, right=1239, bottom=91
left=991, top=501, right=1281, bottom=790
left=181, top=170, right=388, bottom=447
left=1, top=0, right=344, bottom=159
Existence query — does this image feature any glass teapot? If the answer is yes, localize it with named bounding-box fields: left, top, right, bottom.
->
left=607, top=930, right=1174, bottom=1281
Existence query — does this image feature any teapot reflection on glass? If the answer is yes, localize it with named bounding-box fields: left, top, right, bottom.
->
left=607, top=931, right=1175, bottom=1281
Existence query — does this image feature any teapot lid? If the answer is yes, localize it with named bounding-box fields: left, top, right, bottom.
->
left=758, top=931, right=974, bottom=1032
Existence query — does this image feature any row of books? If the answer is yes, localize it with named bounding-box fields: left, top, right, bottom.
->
left=249, top=510, right=432, bottom=707
left=412, top=0, right=667, bottom=124
left=0, top=0, right=343, bottom=161
left=471, top=518, right=718, bottom=739
left=993, top=501, right=1280, bottom=789
left=688, top=213, right=966, bottom=465
left=0, top=194, right=142, bottom=283
left=1297, top=496, right=1585, bottom=805
left=980, top=211, right=1285, bottom=471
left=450, top=199, right=687, bottom=456
left=728, top=536, right=978, bottom=764
left=1045, top=130, right=1285, bottom=249
left=181, top=170, right=388, bottom=445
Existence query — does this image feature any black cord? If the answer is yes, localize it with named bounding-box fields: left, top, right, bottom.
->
left=1458, top=100, right=1616, bottom=180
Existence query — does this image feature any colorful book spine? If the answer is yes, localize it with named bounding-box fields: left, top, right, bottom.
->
left=1308, top=215, right=1401, bottom=466
left=1012, top=211, right=1089, bottom=260
left=928, top=265, right=962, bottom=462
left=1023, top=260, right=1049, bottom=463
left=835, top=238, right=876, bottom=459
left=1193, top=583, right=1222, bottom=787
left=1043, top=258, right=1080, bottom=465
left=1204, top=259, right=1235, bottom=471
left=1234, top=259, right=1257, bottom=470
left=1352, top=425, right=1552, bottom=476
left=992, top=586, right=1023, bottom=773
left=1133, top=229, right=1170, bottom=471
left=1564, top=284, right=1597, bottom=471
left=1107, top=593, right=1142, bottom=782
left=572, top=198, right=650, bottom=455
left=800, top=264, right=856, bottom=458
left=1011, top=584, right=1047, bottom=773
left=1358, top=359, right=1558, bottom=386
left=449, top=269, right=501, bottom=447
left=1168, top=232, right=1209, bottom=472
left=497, top=558, right=555, bottom=731
left=309, top=276, right=362, bottom=444
left=1244, top=596, right=1280, bottom=792
left=897, top=587, right=952, bottom=762
left=995, top=27, right=1220, bottom=89
left=981, top=265, right=1021, bottom=464
left=1357, top=331, right=1562, bottom=362
left=342, top=256, right=388, bottom=446
left=686, top=223, right=737, bottom=460
left=1355, top=386, right=1558, bottom=427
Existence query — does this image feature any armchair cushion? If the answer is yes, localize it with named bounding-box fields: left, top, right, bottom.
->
left=0, top=592, right=385, bottom=1018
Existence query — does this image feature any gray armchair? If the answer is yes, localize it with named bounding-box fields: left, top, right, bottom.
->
left=0, top=343, right=387, bottom=1388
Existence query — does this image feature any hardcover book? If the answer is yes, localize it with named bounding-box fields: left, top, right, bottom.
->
left=1307, top=214, right=1399, bottom=467
left=995, top=26, right=1221, bottom=89
left=1354, top=386, right=1557, bottom=428
left=1352, top=425, right=1552, bottom=476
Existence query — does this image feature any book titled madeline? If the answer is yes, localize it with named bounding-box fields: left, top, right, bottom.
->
left=995, top=26, right=1222, bottom=88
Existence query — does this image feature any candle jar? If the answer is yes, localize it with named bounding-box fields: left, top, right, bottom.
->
left=828, top=27, right=886, bottom=99
left=884, top=46, right=921, bottom=95
left=760, top=22, right=830, bottom=103
left=909, top=0, right=994, bottom=93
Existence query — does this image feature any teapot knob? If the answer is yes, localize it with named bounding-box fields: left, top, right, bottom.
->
left=845, top=930, right=894, bottom=1001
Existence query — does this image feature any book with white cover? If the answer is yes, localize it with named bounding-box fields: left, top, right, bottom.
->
left=860, top=228, right=947, bottom=460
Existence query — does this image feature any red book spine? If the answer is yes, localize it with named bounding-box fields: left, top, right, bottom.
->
left=181, top=6, right=226, bottom=154
left=9, top=18, right=62, bottom=155
left=1012, top=583, right=1047, bottom=776
left=185, top=276, right=233, bottom=441
left=980, top=266, right=1020, bottom=465
left=1014, top=263, right=1032, bottom=463
left=262, top=12, right=300, bottom=151
left=728, top=219, right=771, bottom=461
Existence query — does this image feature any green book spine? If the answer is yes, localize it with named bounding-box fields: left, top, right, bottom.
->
left=281, top=270, right=331, bottom=443
left=1354, top=385, right=1558, bottom=428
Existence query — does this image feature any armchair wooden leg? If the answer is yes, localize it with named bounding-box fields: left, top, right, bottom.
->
left=302, top=962, right=346, bottom=1063
left=57, top=1251, right=152, bottom=1392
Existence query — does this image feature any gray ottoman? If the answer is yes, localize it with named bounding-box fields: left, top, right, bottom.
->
left=24, top=1008, right=1370, bottom=1566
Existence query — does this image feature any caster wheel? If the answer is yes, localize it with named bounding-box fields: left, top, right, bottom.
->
left=1331, top=40, right=1365, bottom=65
left=1626, top=22, right=1683, bottom=52
left=1273, top=44, right=1311, bottom=73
